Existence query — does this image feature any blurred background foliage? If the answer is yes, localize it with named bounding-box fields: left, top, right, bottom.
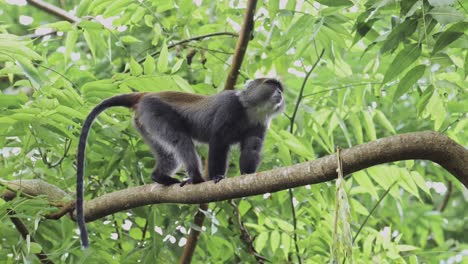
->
left=0, top=0, right=466, bottom=263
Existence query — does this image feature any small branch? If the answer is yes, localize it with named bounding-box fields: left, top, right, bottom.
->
left=229, top=200, right=268, bottom=263
left=26, top=0, right=79, bottom=23
left=437, top=180, right=452, bottom=212
left=137, top=32, right=238, bottom=64
left=289, top=49, right=325, bottom=132
left=44, top=201, right=75, bottom=220
left=7, top=209, right=54, bottom=264
left=352, top=181, right=397, bottom=243
left=1, top=179, right=69, bottom=203
left=287, top=49, right=324, bottom=264
left=179, top=203, right=209, bottom=264
left=224, top=0, right=258, bottom=90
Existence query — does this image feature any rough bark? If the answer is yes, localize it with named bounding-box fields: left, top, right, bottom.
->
left=78, top=131, right=467, bottom=221
left=2, top=131, right=467, bottom=222
left=224, top=0, right=258, bottom=90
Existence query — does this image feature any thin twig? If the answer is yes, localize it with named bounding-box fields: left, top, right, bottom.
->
left=26, top=0, right=79, bottom=23
left=302, top=82, right=381, bottom=98
left=287, top=49, right=325, bottom=264
left=352, top=181, right=398, bottom=243
left=224, top=0, right=258, bottom=90
left=229, top=200, right=268, bottom=263
left=437, top=180, right=452, bottom=212
left=7, top=209, right=54, bottom=264
left=289, top=49, right=325, bottom=132
left=137, top=32, right=238, bottom=64
left=44, top=201, right=75, bottom=220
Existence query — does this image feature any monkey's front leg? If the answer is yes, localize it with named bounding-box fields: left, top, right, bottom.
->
left=239, top=135, right=263, bottom=174
left=208, top=138, right=230, bottom=183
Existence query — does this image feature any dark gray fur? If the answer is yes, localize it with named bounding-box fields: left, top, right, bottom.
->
left=76, top=78, right=284, bottom=248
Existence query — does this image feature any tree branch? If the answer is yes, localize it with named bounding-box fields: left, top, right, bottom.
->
left=26, top=0, right=79, bottom=23
left=179, top=203, right=208, bottom=264
left=224, top=0, right=258, bottom=90
left=74, top=131, right=467, bottom=222
left=2, top=131, right=467, bottom=223
left=138, top=32, right=238, bottom=64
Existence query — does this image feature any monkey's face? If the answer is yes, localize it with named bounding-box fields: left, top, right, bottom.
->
left=240, top=78, right=285, bottom=121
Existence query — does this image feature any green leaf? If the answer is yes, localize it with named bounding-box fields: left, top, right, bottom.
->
left=40, top=21, right=73, bottom=32
left=425, top=91, right=446, bottom=130
left=157, top=41, right=169, bottom=73
left=129, top=227, right=143, bottom=240
left=396, top=245, right=419, bottom=252
left=76, top=0, right=92, bottom=16
left=465, top=51, right=468, bottom=78
left=380, top=18, right=418, bottom=54
left=29, top=242, right=42, bottom=254
left=65, top=29, right=78, bottom=65
left=276, top=219, right=294, bottom=233
left=315, top=0, right=352, bottom=6
left=348, top=113, right=363, bottom=144
left=103, top=0, right=133, bottom=17
left=172, top=75, right=194, bottom=92
left=171, top=58, right=184, bottom=74
left=393, top=64, right=426, bottom=100
left=144, top=15, right=153, bottom=27
left=278, top=131, right=314, bottom=159
left=0, top=93, right=28, bottom=108
left=255, top=232, right=268, bottom=253
left=374, top=110, right=396, bottom=134
left=350, top=198, right=369, bottom=215
left=238, top=200, right=251, bottom=216
left=129, top=57, right=143, bottom=76
left=281, top=233, right=291, bottom=259
left=15, top=56, right=43, bottom=88
left=432, top=21, right=468, bottom=55
left=430, top=221, right=445, bottom=246
left=78, top=20, right=104, bottom=30
left=382, top=44, right=421, bottom=85
left=411, top=171, right=431, bottom=196
left=429, top=6, right=466, bottom=25
left=121, top=35, right=141, bottom=44
left=270, top=230, right=280, bottom=252
left=0, top=34, right=41, bottom=61
left=143, top=54, right=155, bottom=75
left=361, top=111, right=376, bottom=141
left=398, top=168, right=420, bottom=199
left=353, top=171, right=379, bottom=199
left=83, top=30, right=97, bottom=61
left=416, top=85, right=434, bottom=115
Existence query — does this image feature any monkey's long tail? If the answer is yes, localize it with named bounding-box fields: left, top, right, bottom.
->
left=77, top=93, right=144, bottom=249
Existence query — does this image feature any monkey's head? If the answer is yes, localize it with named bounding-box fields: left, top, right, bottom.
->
left=238, top=78, right=285, bottom=122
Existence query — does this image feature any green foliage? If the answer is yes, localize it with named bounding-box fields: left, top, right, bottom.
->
left=0, top=0, right=466, bottom=263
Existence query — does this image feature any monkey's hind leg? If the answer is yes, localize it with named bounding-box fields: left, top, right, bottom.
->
left=134, top=118, right=181, bottom=185
left=173, top=136, right=204, bottom=186
left=151, top=143, right=182, bottom=185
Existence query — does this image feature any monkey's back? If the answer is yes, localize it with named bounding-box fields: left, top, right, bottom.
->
left=138, top=91, right=245, bottom=143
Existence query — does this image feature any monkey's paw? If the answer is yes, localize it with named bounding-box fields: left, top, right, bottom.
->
left=212, top=175, right=225, bottom=183
left=153, top=176, right=181, bottom=186
left=179, top=177, right=204, bottom=187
